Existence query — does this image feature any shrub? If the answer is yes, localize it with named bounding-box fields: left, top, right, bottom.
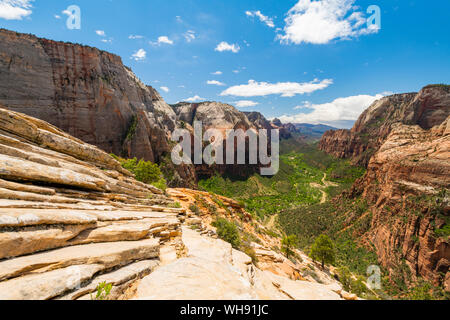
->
left=281, top=235, right=298, bottom=259
left=91, top=282, right=112, bottom=300
left=407, top=281, right=433, bottom=300
left=212, top=218, right=241, bottom=249
left=189, top=204, right=200, bottom=215
left=112, top=156, right=167, bottom=191
left=169, top=202, right=182, bottom=208
left=241, top=243, right=258, bottom=265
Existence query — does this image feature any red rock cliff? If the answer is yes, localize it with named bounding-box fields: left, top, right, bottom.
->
left=319, top=86, right=450, bottom=167
left=352, top=117, right=450, bottom=291
left=324, top=85, right=450, bottom=291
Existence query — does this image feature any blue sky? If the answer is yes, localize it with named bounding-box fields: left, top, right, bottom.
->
left=0, top=0, right=449, bottom=128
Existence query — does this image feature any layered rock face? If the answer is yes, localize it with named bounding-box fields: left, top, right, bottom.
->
left=0, top=29, right=195, bottom=188
left=0, top=106, right=186, bottom=300
left=319, top=86, right=450, bottom=167
left=172, top=102, right=269, bottom=178
left=321, top=85, right=450, bottom=291
left=352, top=117, right=450, bottom=290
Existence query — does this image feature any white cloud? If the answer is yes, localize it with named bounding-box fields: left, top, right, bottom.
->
left=245, top=10, right=275, bottom=28
left=131, top=49, right=146, bottom=61
left=278, top=0, right=379, bottom=45
left=54, top=14, right=61, bottom=19
left=101, top=39, right=112, bottom=43
left=157, top=36, right=174, bottom=45
left=235, top=100, right=259, bottom=108
left=184, top=30, right=196, bottom=43
left=207, top=80, right=226, bottom=86
left=129, top=35, right=143, bottom=39
left=278, top=93, right=385, bottom=127
left=96, top=30, right=106, bottom=37
left=185, top=95, right=204, bottom=102
left=160, top=86, right=170, bottom=93
left=211, top=71, right=223, bottom=75
left=221, top=79, right=333, bottom=98
left=0, top=0, right=33, bottom=20
left=176, top=16, right=183, bottom=23
left=215, top=41, right=240, bottom=53
left=232, top=70, right=240, bottom=74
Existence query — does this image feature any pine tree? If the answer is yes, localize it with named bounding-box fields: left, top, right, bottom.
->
left=310, top=234, right=335, bottom=269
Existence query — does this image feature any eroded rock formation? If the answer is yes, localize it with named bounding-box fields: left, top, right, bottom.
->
left=319, top=85, right=450, bottom=291
left=172, top=102, right=272, bottom=178
left=352, top=117, right=450, bottom=290
left=0, top=106, right=185, bottom=300
left=0, top=28, right=195, bottom=188
left=319, top=86, right=450, bottom=167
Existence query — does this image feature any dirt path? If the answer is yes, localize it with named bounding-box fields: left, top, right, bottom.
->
left=310, top=174, right=338, bottom=204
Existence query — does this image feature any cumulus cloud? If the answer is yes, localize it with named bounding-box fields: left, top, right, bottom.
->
left=278, top=93, right=385, bottom=127
left=95, top=30, right=106, bottom=37
left=211, top=71, right=223, bottom=75
left=157, top=36, right=174, bottom=45
left=185, top=95, right=204, bottom=102
left=160, top=86, right=170, bottom=93
left=221, top=79, right=333, bottom=98
left=215, top=41, right=240, bottom=53
left=184, top=30, right=196, bottom=43
left=235, top=100, right=259, bottom=108
left=245, top=10, right=275, bottom=28
left=0, top=0, right=33, bottom=20
left=207, top=80, right=226, bottom=86
left=278, top=0, right=379, bottom=45
left=131, top=49, right=146, bottom=61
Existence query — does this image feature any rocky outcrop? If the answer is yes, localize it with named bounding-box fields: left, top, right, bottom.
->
left=245, top=112, right=273, bottom=131
left=0, top=28, right=195, bottom=188
left=172, top=102, right=269, bottom=178
left=0, top=106, right=186, bottom=299
left=319, top=86, right=450, bottom=167
left=135, top=227, right=343, bottom=300
left=319, top=85, right=449, bottom=291
left=348, top=116, right=450, bottom=290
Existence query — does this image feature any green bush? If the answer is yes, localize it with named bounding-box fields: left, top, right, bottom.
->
left=212, top=218, right=241, bottom=249
left=281, top=235, right=298, bottom=259
left=169, top=202, right=182, bottom=208
left=112, top=155, right=167, bottom=191
left=189, top=204, right=200, bottom=215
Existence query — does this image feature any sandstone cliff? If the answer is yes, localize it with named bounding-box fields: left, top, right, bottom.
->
left=350, top=116, right=450, bottom=291
left=319, top=86, right=450, bottom=166
left=172, top=102, right=270, bottom=178
left=319, top=85, right=450, bottom=292
left=0, top=28, right=195, bottom=188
